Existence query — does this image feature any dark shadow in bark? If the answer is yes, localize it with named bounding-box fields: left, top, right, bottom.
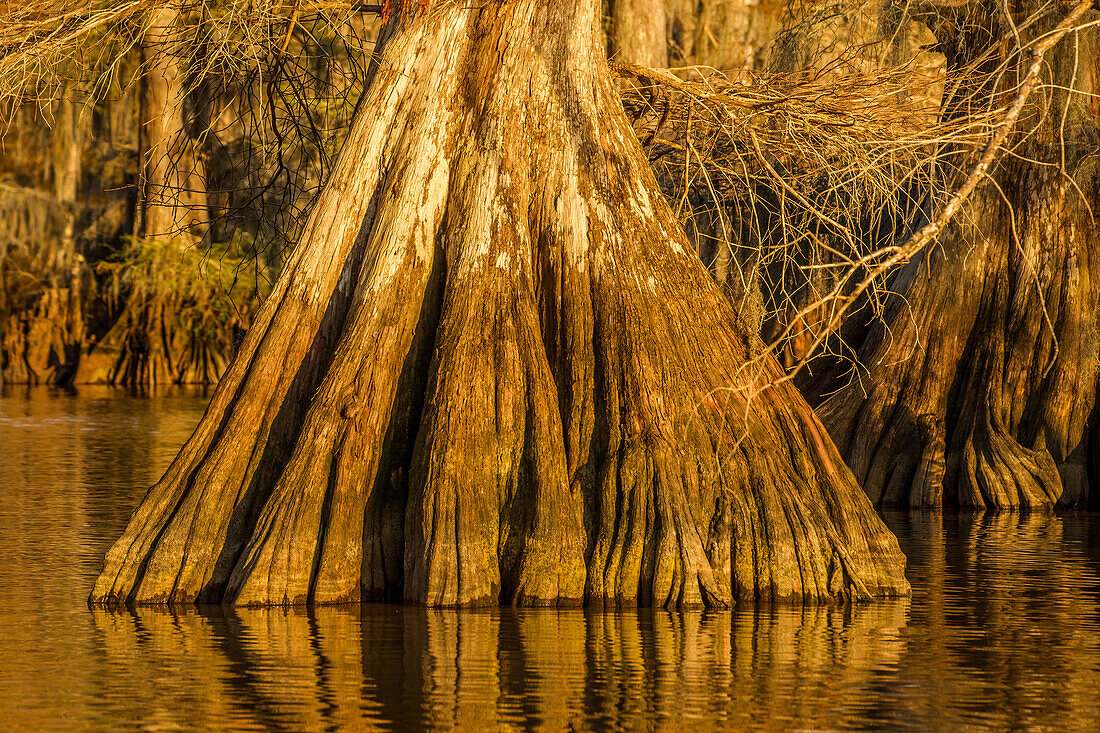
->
left=361, top=213, right=448, bottom=602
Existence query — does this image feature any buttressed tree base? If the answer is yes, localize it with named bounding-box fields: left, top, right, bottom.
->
left=802, top=1, right=1100, bottom=510
left=91, top=0, right=909, bottom=609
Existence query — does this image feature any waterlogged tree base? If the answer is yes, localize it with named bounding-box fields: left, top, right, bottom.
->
left=1, top=286, right=85, bottom=386
left=801, top=4, right=1100, bottom=510
left=76, top=295, right=233, bottom=387
left=91, top=0, right=908, bottom=609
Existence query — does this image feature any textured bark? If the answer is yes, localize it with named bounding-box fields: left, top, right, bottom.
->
left=138, top=1, right=207, bottom=241
left=76, top=296, right=234, bottom=387
left=92, top=0, right=907, bottom=609
left=801, top=2, right=1100, bottom=509
left=674, top=0, right=780, bottom=69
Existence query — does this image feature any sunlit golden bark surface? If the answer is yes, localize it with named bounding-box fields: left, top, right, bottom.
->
left=89, top=0, right=906, bottom=609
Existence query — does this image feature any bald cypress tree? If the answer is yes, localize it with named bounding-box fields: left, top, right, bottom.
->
left=91, top=0, right=908, bottom=608
left=802, top=0, right=1100, bottom=509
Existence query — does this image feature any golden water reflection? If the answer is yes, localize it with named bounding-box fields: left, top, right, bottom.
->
left=84, top=602, right=909, bottom=731
left=2, top=388, right=1100, bottom=731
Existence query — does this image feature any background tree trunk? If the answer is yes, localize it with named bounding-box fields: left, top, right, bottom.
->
left=138, top=0, right=207, bottom=242
left=0, top=92, right=91, bottom=386
left=609, top=0, right=670, bottom=66
left=801, top=1, right=1100, bottom=509
left=607, top=0, right=781, bottom=70
left=40, top=92, right=88, bottom=385
left=676, top=0, right=780, bottom=69
left=92, top=0, right=908, bottom=609
left=83, top=2, right=222, bottom=387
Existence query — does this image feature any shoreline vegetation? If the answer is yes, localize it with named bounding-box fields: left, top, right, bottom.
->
left=0, top=0, right=1096, bottom=608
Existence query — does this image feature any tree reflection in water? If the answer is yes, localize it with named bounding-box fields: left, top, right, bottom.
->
left=884, top=512, right=1100, bottom=729
left=3, top=390, right=1100, bottom=730
left=88, top=601, right=911, bottom=730
left=81, top=513, right=1100, bottom=731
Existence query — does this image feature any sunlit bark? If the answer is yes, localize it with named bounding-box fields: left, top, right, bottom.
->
left=92, top=0, right=908, bottom=608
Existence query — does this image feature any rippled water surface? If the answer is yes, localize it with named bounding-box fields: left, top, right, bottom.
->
left=3, top=387, right=1100, bottom=731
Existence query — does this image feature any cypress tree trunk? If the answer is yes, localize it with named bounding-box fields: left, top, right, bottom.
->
left=85, top=1, right=218, bottom=387
left=675, top=0, right=778, bottom=69
left=40, top=91, right=88, bottom=385
left=801, top=1, right=1100, bottom=509
left=0, top=95, right=89, bottom=386
left=609, top=0, right=669, bottom=66
left=607, top=0, right=779, bottom=70
left=91, top=0, right=907, bottom=608
left=138, top=0, right=207, bottom=242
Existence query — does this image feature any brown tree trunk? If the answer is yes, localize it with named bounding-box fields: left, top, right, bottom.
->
left=138, top=0, right=207, bottom=241
left=46, top=92, right=89, bottom=385
left=676, top=0, right=779, bottom=69
left=801, top=1, right=1100, bottom=509
left=609, top=0, right=781, bottom=70
left=0, top=94, right=90, bottom=386
left=91, top=0, right=907, bottom=609
left=83, top=3, right=223, bottom=387
left=610, top=0, right=670, bottom=67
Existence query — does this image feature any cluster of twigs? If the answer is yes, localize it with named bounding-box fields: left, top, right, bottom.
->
left=0, top=1, right=370, bottom=104
left=767, top=0, right=1100, bottom=384
left=619, top=0, right=1095, bottom=386
left=617, top=60, right=949, bottom=208
left=199, top=4, right=374, bottom=261
left=616, top=56, right=987, bottom=345
left=0, top=0, right=138, bottom=106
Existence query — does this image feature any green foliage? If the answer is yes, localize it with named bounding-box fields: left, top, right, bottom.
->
left=97, top=234, right=268, bottom=344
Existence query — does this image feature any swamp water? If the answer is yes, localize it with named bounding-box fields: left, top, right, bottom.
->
left=2, top=387, right=1100, bottom=731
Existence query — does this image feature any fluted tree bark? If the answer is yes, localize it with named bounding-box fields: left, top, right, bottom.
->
left=802, top=0, right=1100, bottom=509
left=91, top=0, right=907, bottom=609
